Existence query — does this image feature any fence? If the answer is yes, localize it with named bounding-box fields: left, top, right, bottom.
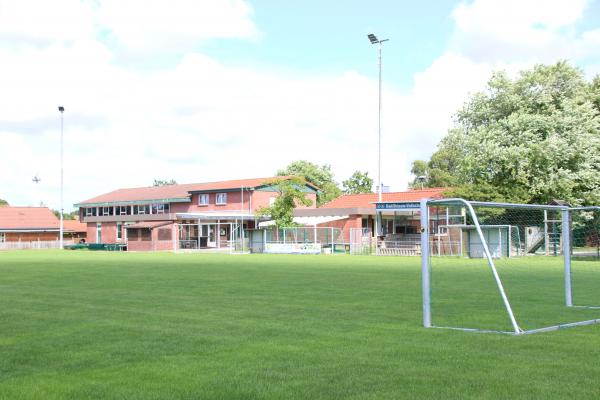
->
left=245, top=227, right=344, bottom=254
left=0, top=239, right=74, bottom=251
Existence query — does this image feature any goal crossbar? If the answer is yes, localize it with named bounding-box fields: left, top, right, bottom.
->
left=421, top=198, right=600, bottom=335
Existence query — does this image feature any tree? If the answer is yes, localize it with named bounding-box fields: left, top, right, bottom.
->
left=342, top=171, right=373, bottom=194
left=153, top=179, right=177, bottom=186
left=0, top=199, right=8, bottom=206
left=412, top=62, right=600, bottom=205
left=52, top=210, right=77, bottom=220
left=277, top=160, right=342, bottom=206
left=255, top=177, right=313, bottom=227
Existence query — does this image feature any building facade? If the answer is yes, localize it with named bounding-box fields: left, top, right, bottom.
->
left=294, top=188, right=447, bottom=243
left=0, top=207, right=61, bottom=242
left=0, top=207, right=88, bottom=246
left=75, top=177, right=318, bottom=251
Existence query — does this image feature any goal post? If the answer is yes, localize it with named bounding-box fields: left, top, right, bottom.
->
left=420, top=198, right=600, bottom=335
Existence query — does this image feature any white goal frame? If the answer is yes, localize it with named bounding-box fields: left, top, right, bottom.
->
left=421, top=198, right=600, bottom=335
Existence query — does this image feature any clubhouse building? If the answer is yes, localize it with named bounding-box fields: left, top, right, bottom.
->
left=75, top=177, right=318, bottom=251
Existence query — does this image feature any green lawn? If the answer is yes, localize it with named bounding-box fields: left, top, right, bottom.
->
left=1, top=251, right=599, bottom=399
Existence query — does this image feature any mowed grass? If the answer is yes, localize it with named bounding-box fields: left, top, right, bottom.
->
left=0, top=251, right=599, bottom=399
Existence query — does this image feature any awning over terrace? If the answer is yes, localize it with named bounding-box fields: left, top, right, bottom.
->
left=258, top=215, right=348, bottom=228
left=125, top=221, right=174, bottom=229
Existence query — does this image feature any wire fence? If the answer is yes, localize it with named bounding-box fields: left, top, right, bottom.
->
left=0, top=239, right=75, bottom=251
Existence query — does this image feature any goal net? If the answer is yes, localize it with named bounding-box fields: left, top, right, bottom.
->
left=421, top=198, right=600, bottom=335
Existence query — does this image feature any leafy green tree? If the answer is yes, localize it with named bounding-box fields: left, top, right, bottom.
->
left=414, top=62, right=600, bottom=205
left=342, top=171, right=373, bottom=194
left=153, top=179, right=177, bottom=186
left=277, top=160, right=342, bottom=206
left=255, top=177, right=313, bottom=227
left=0, top=199, right=8, bottom=206
left=52, top=210, right=77, bottom=220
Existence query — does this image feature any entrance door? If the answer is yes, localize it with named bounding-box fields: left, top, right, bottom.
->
left=205, top=224, right=216, bottom=248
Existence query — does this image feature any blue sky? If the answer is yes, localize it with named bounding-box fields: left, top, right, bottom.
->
left=0, top=0, right=599, bottom=210
left=203, top=1, right=456, bottom=89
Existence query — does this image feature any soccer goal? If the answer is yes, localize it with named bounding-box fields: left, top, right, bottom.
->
left=420, top=198, right=600, bottom=335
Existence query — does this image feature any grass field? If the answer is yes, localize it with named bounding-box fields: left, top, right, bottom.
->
left=1, top=251, right=599, bottom=399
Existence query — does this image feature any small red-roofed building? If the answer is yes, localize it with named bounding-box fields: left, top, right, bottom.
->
left=0, top=206, right=60, bottom=243
left=294, top=188, right=447, bottom=243
left=63, top=218, right=88, bottom=243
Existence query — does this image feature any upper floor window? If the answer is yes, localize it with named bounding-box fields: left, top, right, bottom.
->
left=216, top=193, right=227, bottom=205
left=86, top=207, right=97, bottom=217
left=152, top=203, right=167, bottom=214
left=198, top=194, right=209, bottom=206
left=134, top=205, right=150, bottom=215
left=119, top=206, right=130, bottom=215
left=102, top=206, right=113, bottom=216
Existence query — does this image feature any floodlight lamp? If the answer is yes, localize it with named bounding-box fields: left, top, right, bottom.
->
left=58, top=106, right=64, bottom=112
left=368, top=34, right=378, bottom=44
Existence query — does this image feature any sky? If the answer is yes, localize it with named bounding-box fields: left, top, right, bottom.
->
left=1, top=0, right=600, bottom=211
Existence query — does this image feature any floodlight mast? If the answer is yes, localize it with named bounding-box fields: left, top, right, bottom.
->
left=58, top=106, right=64, bottom=249
left=368, top=34, right=389, bottom=237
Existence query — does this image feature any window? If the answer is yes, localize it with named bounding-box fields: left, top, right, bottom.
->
left=135, top=205, right=149, bottom=215
left=128, top=228, right=139, bottom=241
left=198, top=194, right=209, bottom=206
left=158, top=228, right=172, bottom=241
left=119, top=206, right=129, bottom=215
left=140, top=229, right=151, bottom=241
left=102, top=206, right=112, bottom=216
left=152, top=203, right=166, bottom=214
left=216, top=193, right=227, bottom=205
left=86, top=208, right=97, bottom=217
left=0, top=233, right=5, bottom=243
left=117, top=223, right=123, bottom=241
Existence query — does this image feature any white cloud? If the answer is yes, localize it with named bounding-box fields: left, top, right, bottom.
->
left=96, top=0, right=259, bottom=52
left=0, top=0, right=599, bottom=209
left=450, top=0, right=594, bottom=63
left=0, top=0, right=96, bottom=47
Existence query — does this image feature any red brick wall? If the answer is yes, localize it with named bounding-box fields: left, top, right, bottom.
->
left=153, top=223, right=175, bottom=251
left=317, top=215, right=362, bottom=243
left=126, top=223, right=175, bottom=251
left=86, top=222, right=118, bottom=244
left=127, top=239, right=153, bottom=251
left=169, top=190, right=317, bottom=214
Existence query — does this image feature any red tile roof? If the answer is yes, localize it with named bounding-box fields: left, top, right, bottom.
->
left=0, top=207, right=60, bottom=230
left=76, top=176, right=313, bottom=206
left=320, top=188, right=447, bottom=209
left=63, top=219, right=87, bottom=233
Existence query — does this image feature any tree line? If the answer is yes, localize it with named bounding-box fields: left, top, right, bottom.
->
left=410, top=61, right=600, bottom=206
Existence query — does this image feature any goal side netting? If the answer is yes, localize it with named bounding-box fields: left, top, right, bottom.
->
left=420, top=198, right=600, bottom=335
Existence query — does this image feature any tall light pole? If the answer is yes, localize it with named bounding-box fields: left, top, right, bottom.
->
left=58, top=106, right=65, bottom=249
left=368, top=33, right=389, bottom=237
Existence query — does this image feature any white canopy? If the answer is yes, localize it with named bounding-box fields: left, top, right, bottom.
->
left=258, top=215, right=348, bottom=228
